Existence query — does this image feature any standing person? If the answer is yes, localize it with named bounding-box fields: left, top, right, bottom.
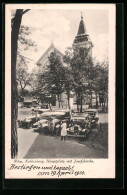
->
left=87, top=115, right=91, bottom=128
left=60, top=120, right=67, bottom=141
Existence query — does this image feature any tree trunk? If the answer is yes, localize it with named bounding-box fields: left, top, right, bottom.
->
left=48, top=100, right=52, bottom=111
left=80, top=95, right=83, bottom=113
left=11, top=9, right=23, bottom=158
left=104, top=99, right=106, bottom=111
left=21, top=87, right=25, bottom=96
left=103, top=91, right=105, bottom=110
left=61, top=99, right=63, bottom=108
left=90, top=84, right=92, bottom=108
left=76, top=93, right=79, bottom=112
left=102, top=91, right=105, bottom=111
left=107, top=96, right=108, bottom=112
left=60, top=94, right=63, bottom=108
left=96, top=92, right=98, bottom=108
left=57, top=94, right=60, bottom=108
left=67, top=91, right=70, bottom=109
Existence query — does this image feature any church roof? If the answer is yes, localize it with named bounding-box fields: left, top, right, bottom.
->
left=73, top=15, right=90, bottom=44
left=36, top=43, right=64, bottom=66
left=77, top=15, right=87, bottom=36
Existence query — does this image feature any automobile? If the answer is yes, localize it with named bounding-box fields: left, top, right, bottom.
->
left=54, top=109, right=71, bottom=120
left=84, top=109, right=99, bottom=127
left=18, top=114, right=40, bottom=129
left=32, top=111, right=69, bottom=134
left=33, top=117, right=61, bottom=134
left=40, top=104, right=49, bottom=109
left=66, top=113, right=90, bottom=138
left=31, top=104, right=50, bottom=113
left=40, top=111, right=70, bottom=120
left=67, top=121, right=89, bottom=138
left=18, top=95, right=24, bottom=102
left=23, top=100, right=33, bottom=108
left=32, top=108, right=51, bottom=114
left=33, top=119, right=49, bottom=133
left=31, top=99, right=39, bottom=107
left=71, top=112, right=90, bottom=122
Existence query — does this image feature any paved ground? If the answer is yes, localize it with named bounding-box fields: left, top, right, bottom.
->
left=24, top=134, right=106, bottom=159
left=17, top=108, right=38, bottom=158
left=17, top=128, right=38, bottom=159
left=17, top=107, right=108, bottom=159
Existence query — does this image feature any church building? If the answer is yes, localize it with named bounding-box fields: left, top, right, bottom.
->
left=36, top=14, right=93, bottom=109
left=36, top=42, right=64, bottom=72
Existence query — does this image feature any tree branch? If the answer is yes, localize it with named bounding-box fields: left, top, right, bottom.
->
left=22, top=9, right=30, bottom=15
left=18, top=54, right=36, bottom=64
left=11, top=9, right=30, bottom=22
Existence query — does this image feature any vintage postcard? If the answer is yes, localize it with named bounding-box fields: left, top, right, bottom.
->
left=5, top=4, right=115, bottom=179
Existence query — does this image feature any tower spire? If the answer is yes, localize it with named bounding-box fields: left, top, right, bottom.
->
left=81, top=11, right=83, bottom=20
left=77, top=12, right=86, bottom=35
left=73, top=13, right=93, bottom=55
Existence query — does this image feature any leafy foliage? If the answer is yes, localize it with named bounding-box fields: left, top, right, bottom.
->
left=64, top=47, right=92, bottom=111
left=18, top=25, right=37, bottom=51
left=16, top=21, right=37, bottom=96
left=16, top=55, right=32, bottom=95
left=64, top=47, right=109, bottom=111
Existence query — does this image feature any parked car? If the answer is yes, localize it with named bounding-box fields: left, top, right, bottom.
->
left=18, top=95, right=24, bottom=102
left=23, top=100, right=33, bottom=108
left=55, top=109, right=71, bottom=120
left=33, top=111, right=69, bottom=134
left=18, top=114, right=40, bottom=129
left=67, top=113, right=90, bottom=138
left=31, top=99, right=39, bottom=107
left=40, top=104, right=49, bottom=109
left=31, top=104, right=50, bottom=113
left=84, top=109, right=99, bottom=127
left=32, top=108, right=50, bottom=114
left=33, top=119, right=49, bottom=133
left=40, top=111, right=70, bottom=120
left=67, top=122, right=89, bottom=138
left=71, top=112, right=90, bottom=123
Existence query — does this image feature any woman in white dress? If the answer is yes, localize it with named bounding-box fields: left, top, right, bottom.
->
left=60, top=120, right=67, bottom=141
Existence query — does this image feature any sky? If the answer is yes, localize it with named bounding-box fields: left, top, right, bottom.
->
left=20, top=9, right=109, bottom=71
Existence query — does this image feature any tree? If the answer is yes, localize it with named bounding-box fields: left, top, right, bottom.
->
left=84, top=58, right=99, bottom=108
left=86, top=59, right=109, bottom=110
left=11, top=9, right=30, bottom=158
left=16, top=24, right=37, bottom=97
left=16, top=55, right=32, bottom=96
left=96, top=60, right=108, bottom=111
left=64, top=47, right=91, bottom=112
left=34, top=51, right=75, bottom=109
left=64, top=47, right=109, bottom=112
left=36, top=52, right=66, bottom=108
left=62, top=67, right=74, bottom=109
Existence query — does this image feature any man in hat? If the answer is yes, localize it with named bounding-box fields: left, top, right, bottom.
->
left=60, top=120, right=67, bottom=141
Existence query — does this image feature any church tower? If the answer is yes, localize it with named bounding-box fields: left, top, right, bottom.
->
left=72, top=13, right=93, bottom=58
